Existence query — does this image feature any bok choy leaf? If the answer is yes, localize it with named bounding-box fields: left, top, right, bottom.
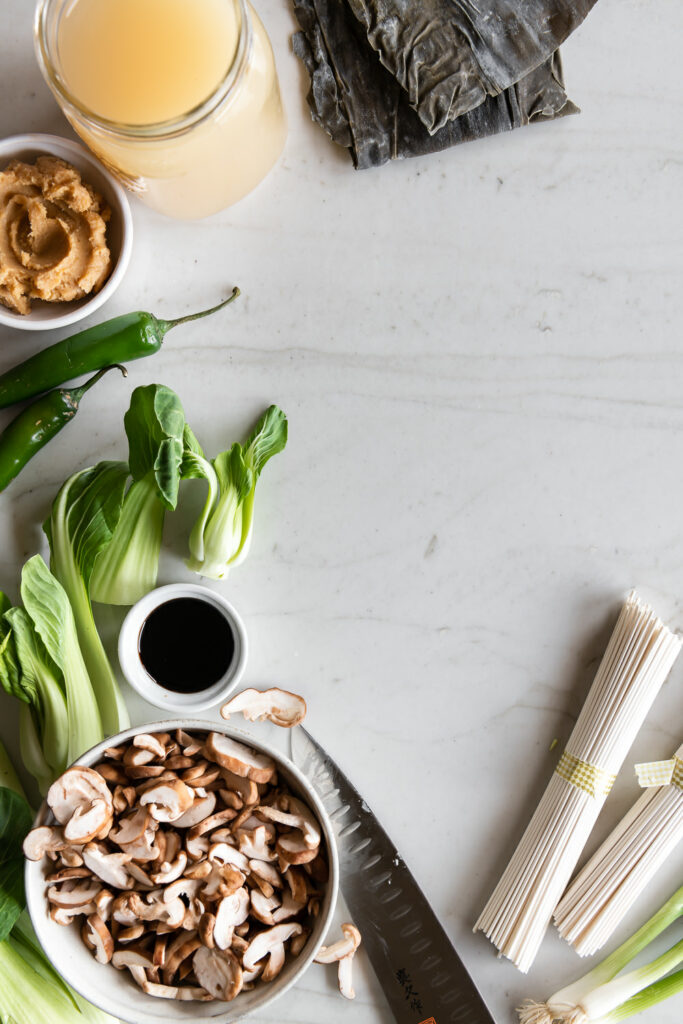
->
left=0, top=602, right=68, bottom=788
left=19, top=556, right=102, bottom=768
left=184, top=405, right=288, bottom=579
left=91, top=385, right=186, bottom=606
left=44, top=462, right=130, bottom=735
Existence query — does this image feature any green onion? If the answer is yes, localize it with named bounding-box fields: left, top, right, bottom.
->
left=518, top=884, right=683, bottom=1024
left=591, top=969, right=683, bottom=1023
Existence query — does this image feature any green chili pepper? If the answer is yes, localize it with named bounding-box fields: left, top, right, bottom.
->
left=0, top=287, right=240, bottom=411
left=0, top=364, right=127, bottom=492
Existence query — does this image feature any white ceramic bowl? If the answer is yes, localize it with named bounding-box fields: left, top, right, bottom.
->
left=0, top=133, right=133, bottom=331
left=25, top=719, right=339, bottom=1024
left=118, top=584, right=248, bottom=713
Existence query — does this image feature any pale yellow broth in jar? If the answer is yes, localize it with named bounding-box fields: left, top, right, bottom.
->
left=54, top=0, right=286, bottom=219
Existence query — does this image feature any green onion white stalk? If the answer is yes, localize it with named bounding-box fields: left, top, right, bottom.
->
left=518, top=884, right=683, bottom=1024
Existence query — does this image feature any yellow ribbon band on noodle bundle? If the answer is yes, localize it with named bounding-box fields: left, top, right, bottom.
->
left=635, top=755, right=683, bottom=790
left=555, top=751, right=616, bottom=798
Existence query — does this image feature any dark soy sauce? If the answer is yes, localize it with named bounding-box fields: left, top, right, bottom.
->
left=138, top=597, right=235, bottom=694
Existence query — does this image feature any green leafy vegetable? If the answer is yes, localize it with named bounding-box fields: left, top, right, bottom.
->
left=45, top=462, right=130, bottom=734
left=20, top=556, right=102, bottom=768
left=91, top=385, right=186, bottom=605
left=1, top=605, right=68, bottom=783
left=0, top=787, right=32, bottom=942
left=0, top=741, right=32, bottom=943
left=184, top=405, right=288, bottom=579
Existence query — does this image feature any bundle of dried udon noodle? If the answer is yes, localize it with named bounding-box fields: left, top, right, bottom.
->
left=474, top=592, right=681, bottom=973
left=554, top=742, right=683, bottom=956
left=292, top=0, right=598, bottom=168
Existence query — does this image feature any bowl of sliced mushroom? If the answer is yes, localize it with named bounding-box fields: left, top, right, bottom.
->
left=23, top=721, right=338, bottom=1023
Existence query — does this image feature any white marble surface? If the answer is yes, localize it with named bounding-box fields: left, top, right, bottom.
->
left=1, top=1, right=682, bottom=1021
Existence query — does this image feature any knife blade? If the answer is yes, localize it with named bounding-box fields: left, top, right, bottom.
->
left=291, top=726, right=496, bottom=1024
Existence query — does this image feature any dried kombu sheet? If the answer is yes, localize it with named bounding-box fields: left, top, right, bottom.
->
left=292, top=0, right=578, bottom=169
left=345, top=0, right=597, bottom=132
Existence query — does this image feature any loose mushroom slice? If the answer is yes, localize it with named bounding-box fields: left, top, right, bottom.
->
left=237, top=826, right=277, bottom=863
left=118, top=923, right=146, bottom=943
left=46, top=866, right=91, bottom=885
left=314, top=922, right=362, bottom=964
left=165, top=755, right=194, bottom=771
left=181, top=897, right=206, bottom=933
left=109, top=807, right=154, bottom=846
left=284, top=865, right=308, bottom=904
left=276, top=831, right=319, bottom=866
left=218, top=790, right=243, bottom=810
left=82, top=913, right=114, bottom=964
left=214, top=888, right=250, bottom=949
left=50, top=902, right=97, bottom=925
left=163, top=877, right=202, bottom=905
left=133, top=733, right=168, bottom=760
left=272, top=891, right=307, bottom=923
left=23, top=825, right=69, bottom=861
left=193, top=947, right=243, bottom=1001
left=47, top=875, right=101, bottom=905
left=186, top=833, right=210, bottom=861
left=139, top=779, right=194, bottom=822
left=278, top=796, right=321, bottom=848
left=59, top=847, right=85, bottom=868
left=150, top=850, right=187, bottom=886
left=64, top=799, right=113, bottom=845
left=111, top=946, right=155, bottom=972
left=112, top=785, right=137, bottom=814
left=219, top=768, right=259, bottom=806
left=104, top=745, right=126, bottom=760
left=199, top=912, right=216, bottom=949
left=95, top=762, right=129, bottom=786
left=82, top=843, right=133, bottom=889
left=338, top=954, right=356, bottom=999
left=123, top=745, right=156, bottom=768
left=112, top=891, right=186, bottom=928
left=204, top=733, right=275, bottom=784
left=173, top=791, right=217, bottom=830
left=250, top=890, right=280, bottom=926
left=184, top=859, right=213, bottom=881
left=176, top=729, right=202, bottom=757
left=290, top=928, right=310, bottom=957
left=220, top=687, right=307, bottom=728
left=249, top=860, right=283, bottom=890
left=243, top=922, right=303, bottom=982
left=47, top=766, right=113, bottom=824
left=120, top=827, right=160, bottom=862
left=140, top=979, right=212, bottom=1001
left=186, top=808, right=237, bottom=841
left=163, top=932, right=202, bottom=985
left=93, top=888, right=114, bottom=922
left=314, top=924, right=361, bottom=999
left=127, top=862, right=155, bottom=888
left=209, top=842, right=249, bottom=873
left=202, top=864, right=245, bottom=900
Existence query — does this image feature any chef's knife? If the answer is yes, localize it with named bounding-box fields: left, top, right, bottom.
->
left=291, top=726, right=496, bottom=1024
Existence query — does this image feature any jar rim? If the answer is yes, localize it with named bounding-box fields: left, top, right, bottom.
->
left=34, top=0, right=252, bottom=140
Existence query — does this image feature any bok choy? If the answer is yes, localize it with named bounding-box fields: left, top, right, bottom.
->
left=45, top=461, right=130, bottom=735
left=0, top=557, right=103, bottom=790
left=183, top=404, right=288, bottom=579
left=91, top=385, right=186, bottom=605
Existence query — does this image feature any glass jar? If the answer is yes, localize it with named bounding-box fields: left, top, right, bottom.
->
left=34, top=0, right=287, bottom=219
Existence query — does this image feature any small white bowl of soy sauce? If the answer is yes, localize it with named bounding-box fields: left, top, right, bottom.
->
left=118, top=583, right=247, bottom=712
